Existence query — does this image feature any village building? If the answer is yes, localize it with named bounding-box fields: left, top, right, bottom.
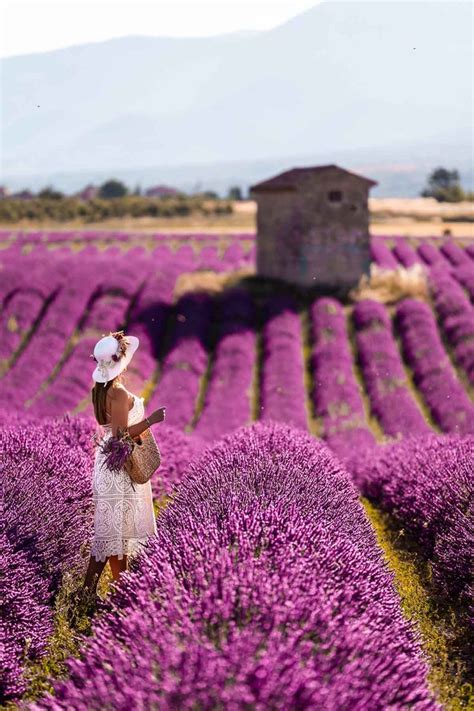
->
left=249, top=164, right=377, bottom=290
left=76, top=184, right=100, bottom=201
left=145, top=185, right=181, bottom=198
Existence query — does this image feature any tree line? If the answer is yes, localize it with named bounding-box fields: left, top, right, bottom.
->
left=420, top=168, right=473, bottom=202
left=3, top=179, right=246, bottom=201
left=0, top=168, right=471, bottom=224
left=0, top=194, right=233, bottom=224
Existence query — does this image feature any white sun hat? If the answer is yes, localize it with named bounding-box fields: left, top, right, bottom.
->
left=91, top=332, right=139, bottom=385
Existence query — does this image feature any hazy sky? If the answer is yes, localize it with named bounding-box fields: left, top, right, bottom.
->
left=0, top=0, right=320, bottom=58
left=1, top=0, right=464, bottom=58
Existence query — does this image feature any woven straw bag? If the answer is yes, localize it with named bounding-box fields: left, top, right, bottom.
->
left=124, top=428, right=161, bottom=484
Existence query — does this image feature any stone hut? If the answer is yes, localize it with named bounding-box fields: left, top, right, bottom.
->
left=249, top=164, right=378, bottom=290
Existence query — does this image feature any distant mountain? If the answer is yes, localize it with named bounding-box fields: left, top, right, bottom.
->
left=2, top=1, right=472, bottom=196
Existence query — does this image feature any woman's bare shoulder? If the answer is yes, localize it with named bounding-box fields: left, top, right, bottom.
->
left=108, top=385, right=130, bottom=404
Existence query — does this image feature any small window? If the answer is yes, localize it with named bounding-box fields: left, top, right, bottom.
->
left=328, top=190, right=343, bottom=203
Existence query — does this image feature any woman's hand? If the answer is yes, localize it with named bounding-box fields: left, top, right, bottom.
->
left=149, top=407, right=166, bottom=425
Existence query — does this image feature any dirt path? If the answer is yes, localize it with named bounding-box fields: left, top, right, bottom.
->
left=1, top=218, right=472, bottom=238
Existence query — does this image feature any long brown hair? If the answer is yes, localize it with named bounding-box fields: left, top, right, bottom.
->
left=91, top=374, right=126, bottom=425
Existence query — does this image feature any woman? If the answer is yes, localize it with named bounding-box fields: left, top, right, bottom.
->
left=75, top=330, right=165, bottom=615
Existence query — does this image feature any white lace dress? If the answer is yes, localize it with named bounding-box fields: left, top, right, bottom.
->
left=90, top=393, right=157, bottom=562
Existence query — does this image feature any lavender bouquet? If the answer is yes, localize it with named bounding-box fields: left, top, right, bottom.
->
left=93, top=426, right=135, bottom=473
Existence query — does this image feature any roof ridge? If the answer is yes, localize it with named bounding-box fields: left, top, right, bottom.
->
left=250, top=164, right=377, bottom=192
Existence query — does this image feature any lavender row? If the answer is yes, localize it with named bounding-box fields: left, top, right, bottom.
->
left=440, top=240, right=471, bottom=267
left=259, top=296, right=307, bottom=430
left=0, top=246, right=57, bottom=311
left=0, top=287, right=46, bottom=370
left=369, top=237, right=399, bottom=268
left=0, top=415, right=95, bottom=702
left=2, top=229, right=256, bottom=246
left=353, top=300, right=430, bottom=438
left=466, top=243, right=474, bottom=260
left=452, top=261, right=474, bottom=302
left=415, top=239, right=474, bottom=302
left=14, top=239, right=254, bottom=270
left=27, top=245, right=158, bottom=415
left=37, top=422, right=437, bottom=710
left=147, top=293, right=212, bottom=429
left=124, top=244, right=196, bottom=403
left=193, top=242, right=253, bottom=271
left=392, top=237, right=474, bottom=289
left=1, top=244, right=202, bottom=417
left=396, top=299, right=474, bottom=434
left=0, top=409, right=209, bottom=703
left=0, top=253, right=91, bottom=408
left=371, top=237, right=474, bottom=271
left=392, top=237, right=422, bottom=268
left=428, top=267, right=474, bottom=385
left=351, top=434, right=473, bottom=615
left=417, top=242, right=453, bottom=269
left=370, top=236, right=474, bottom=273
left=149, top=424, right=206, bottom=498
left=310, top=298, right=376, bottom=461
left=28, top=288, right=134, bottom=418
left=193, top=289, right=256, bottom=441
left=0, top=251, right=145, bottom=413
left=1, top=238, right=254, bottom=420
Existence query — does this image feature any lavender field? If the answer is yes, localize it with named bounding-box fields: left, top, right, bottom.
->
left=1, top=228, right=473, bottom=709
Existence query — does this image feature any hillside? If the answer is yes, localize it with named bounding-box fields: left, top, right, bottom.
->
left=2, top=0, right=472, bottom=195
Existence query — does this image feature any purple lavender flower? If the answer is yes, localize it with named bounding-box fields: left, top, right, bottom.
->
left=194, top=289, right=256, bottom=440
left=310, top=298, right=376, bottom=460
left=0, top=414, right=95, bottom=701
left=259, top=295, right=307, bottom=430
left=95, top=428, right=134, bottom=472
left=350, top=433, right=474, bottom=613
left=35, top=422, right=438, bottom=710
left=396, top=298, right=474, bottom=434
left=369, top=237, right=398, bottom=268
left=353, top=299, right=430, bottom=438
left=392, top=237, right=422, bottom=267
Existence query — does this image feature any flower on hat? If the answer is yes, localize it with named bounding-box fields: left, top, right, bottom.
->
left=109, top=330, right=129, bottom=362
left=90, top=332, right=129, bottom=363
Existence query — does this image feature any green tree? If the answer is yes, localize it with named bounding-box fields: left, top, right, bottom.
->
left=98, top=179, right=129, bottom=199
left=420, top=167, right=465, bottom=202
left=38, top=185, right=64, bottom=200
left=227, top=185, right=243, bottom=200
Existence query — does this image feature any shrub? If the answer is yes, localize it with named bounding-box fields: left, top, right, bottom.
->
left=37, top=423, right=438, bottom=710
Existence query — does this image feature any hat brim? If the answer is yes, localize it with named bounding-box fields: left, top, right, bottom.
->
left=92, top=335, right=139, bottom=383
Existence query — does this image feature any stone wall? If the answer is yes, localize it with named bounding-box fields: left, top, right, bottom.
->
left=254, top=169, right=371, bottom=289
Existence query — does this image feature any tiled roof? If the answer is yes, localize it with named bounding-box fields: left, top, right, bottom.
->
left=250, top=164, right=378, bottom=193
left=145, top=185, right=180, bottom=196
